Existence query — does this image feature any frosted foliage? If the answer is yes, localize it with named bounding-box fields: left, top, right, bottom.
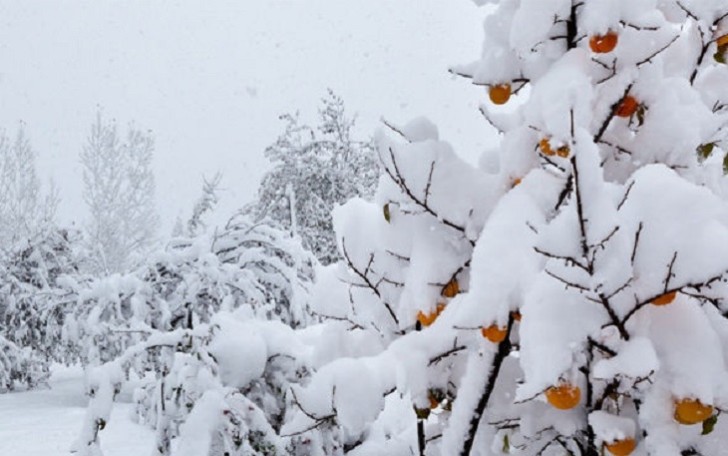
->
left=0, top=127, right=57, bottom=248
left=57, top=0, right=728, bottom=454
left=71, top=216, right=317, bottom=456
left=289, top=0, right=728, bottom=455
left=81, top=112, right=158, bottom=274
left=248, top=90, right=379, bottom=266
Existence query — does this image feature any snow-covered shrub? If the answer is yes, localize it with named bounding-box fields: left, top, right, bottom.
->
left=0, top=228, right=84, bottom=386
left=72, top=217, right=318, bottom=455
left=0, top=336, right=49, bottom=392
left=247, top=90, right=379, bottom=265
left=288, top=1, right=728, bottom=455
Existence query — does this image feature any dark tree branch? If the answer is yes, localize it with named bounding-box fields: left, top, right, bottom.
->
left=381, top=147, right=474, bottom=245
left=460, top=315, right=515, bottom=456
left=341, top=238, right=399, bottom=326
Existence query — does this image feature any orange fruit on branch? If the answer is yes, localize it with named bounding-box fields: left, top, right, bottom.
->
left=417, top=302, right=446, bottom=327
left=652, top=291, right=677, bottom=306
left=441, top=278, right=459, bottom=298
left=539, top=138, right=555, bottom=156
left=615, top=95, right=639, bottom=118
left=605, top=438, right=636, bottom=456
left=481, top=324, right=508, bottom=343
left=489, top=84, right=511, bottom=105
left=545, top=383, right=581, bottom=410
left=717, top=34, right=728, bottom=49
left=674, top=398, right=713, bottom=425
left=590, top=32, right=619, bottom=53
left=556, top=145, right=570, bottom=158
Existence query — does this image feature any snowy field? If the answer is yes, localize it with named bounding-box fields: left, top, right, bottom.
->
left=0, top=366, right=153, bottom=456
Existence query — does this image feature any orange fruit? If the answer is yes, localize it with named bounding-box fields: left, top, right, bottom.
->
left=605, top=438, right=636, bottom=456
left=556, top=145, right=570, bottom=158
left=489, top=84, right=511, bottom=105
left=717, top=34, right=728, bottom=48
left=511, top=178, right=522, bottom=188
left=545, top=383, right=581, bottom=410
left=674, top=398, right=713, bottom=425
left=481, top=324, right=508, bottom=343
left=652, top=291, right=677, bottom=306
left=417, top=302, right=446, bottom=327
left=590, top=32, right=619, bottom=53
left=539, top=138, right=555, bottom=156
left=615, top=95, right=639, bottom=118
left=441, top=279, right=459, bottom=298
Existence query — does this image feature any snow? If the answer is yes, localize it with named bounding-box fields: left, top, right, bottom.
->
left=0, top=365, right=153, bottom=456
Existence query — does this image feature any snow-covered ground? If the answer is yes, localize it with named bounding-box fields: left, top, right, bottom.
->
left=0, top=366, right=153, bottom=456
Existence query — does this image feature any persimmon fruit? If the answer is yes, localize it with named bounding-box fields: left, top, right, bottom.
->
left=489, top=84, right=511, bottom=105
left=615, top=95, right=639, bottom=118
left=539, top=138, right=555, bottom=156
left=605, top=438, right=636, bottom=456
left=545, top=383, right=581, bottom=410
left=590, top=32, right=618, bottom=53
left=441, top=279, right=459, bottom=298
left=674, top=398, right=713, bottom=425
left=417, top=303, right=446, bottom=327
left=717, top=34, right=728, bottom=48
left=652, top=291, right=677, bottom=306
left=481, top=324, right=508, bottom=343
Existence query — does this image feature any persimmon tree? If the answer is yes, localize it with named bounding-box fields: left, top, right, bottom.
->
left=289, top=1, right=728, bottom=456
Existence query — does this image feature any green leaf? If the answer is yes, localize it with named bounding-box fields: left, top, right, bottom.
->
left=502, top=434, right=510, bottom=453
left=383, top=203, right=391, bottom=223
left=702, top=414, right=718, bottom=435
left=697, top=143, right=715, bottom=160
left=715, top=51, right=726, bottom=64
left=723, top=154, right=728, bottom=174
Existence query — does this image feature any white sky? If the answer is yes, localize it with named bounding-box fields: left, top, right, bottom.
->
left=0, top=0, right=497, bottom=233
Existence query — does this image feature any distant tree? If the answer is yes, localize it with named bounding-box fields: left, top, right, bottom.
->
left=248, top=90, right=379, bottom=265
left=0, top=126, right=58, bottom=247
left=186, top=172, right=223, bottom=237
left=81, top=112, right=158, bottom=273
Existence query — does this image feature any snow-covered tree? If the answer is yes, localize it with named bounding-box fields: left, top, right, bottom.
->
left=248, top=90, right=379, bottom=265
left=0, top=126, right=58, bottom=247
left=72, top=215, right=317, bottom=456
left=81, top=112, right=158, bottom=274
left=287, top=2, right=728, bottom=456
left=186, top=172, right=223, bottom=237
left=0, top=227, right=84, bottom=390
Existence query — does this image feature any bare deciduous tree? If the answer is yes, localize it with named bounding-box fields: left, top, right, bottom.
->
left=81, top=112, right=158, bottom=273
left=0, top=126, right=58, bottom=248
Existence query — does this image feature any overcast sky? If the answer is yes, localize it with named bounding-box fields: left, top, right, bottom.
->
left=0, top=0, right=496, bottom=233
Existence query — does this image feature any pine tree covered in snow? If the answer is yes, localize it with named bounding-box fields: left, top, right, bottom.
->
left=286, top=1, right=728, bottom=456
left=248, top=90, right=379, bottom=266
